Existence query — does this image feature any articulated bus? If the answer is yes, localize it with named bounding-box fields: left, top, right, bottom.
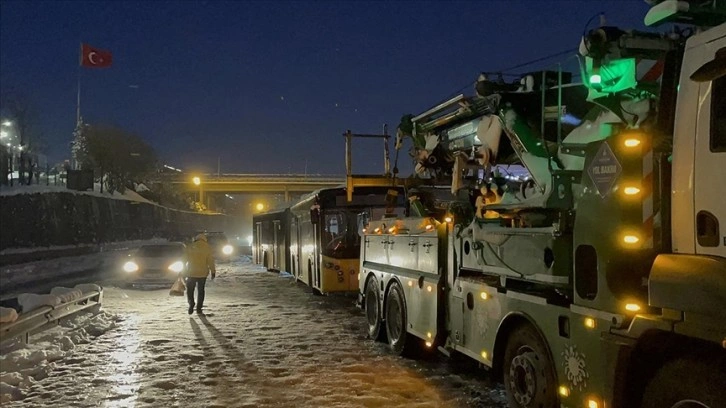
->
left=252, top=208, right=290, bottom=272
left=254, top=185, right=405, bottom=294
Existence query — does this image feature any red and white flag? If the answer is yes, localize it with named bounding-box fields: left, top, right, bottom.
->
left=80, top=43, right=112, bottom=68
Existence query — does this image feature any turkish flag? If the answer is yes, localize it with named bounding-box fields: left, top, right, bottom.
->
left=80, top=44, right=112, bottom=68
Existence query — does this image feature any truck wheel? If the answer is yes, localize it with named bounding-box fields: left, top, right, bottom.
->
left=503, top=324, right=558, bottom=408
left=641, top=357, right=726, bottom=408
left=385, top=282, right=415, bottom=356
left=365, top=278, right=385, bottom=341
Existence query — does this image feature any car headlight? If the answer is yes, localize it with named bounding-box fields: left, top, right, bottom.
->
left=222, top=245, right=233, bottom=255
left=123, top=261, right=139, bottom=273
left=168, top=261, right=184, bottom=273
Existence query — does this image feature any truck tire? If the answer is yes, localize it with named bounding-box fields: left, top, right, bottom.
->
left=641, top=357, right=726, bottom=408
left=503, top=324, right=558, bottom=408
left=385, top=282, right=415, bottom=356
left=365, top=277, right=385, bottom=341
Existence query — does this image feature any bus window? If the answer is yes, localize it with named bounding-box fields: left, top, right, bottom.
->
left=321, top=211, right=359, bottom=258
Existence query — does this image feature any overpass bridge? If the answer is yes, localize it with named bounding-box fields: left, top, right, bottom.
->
left=163, top=173, right=347, bottom=203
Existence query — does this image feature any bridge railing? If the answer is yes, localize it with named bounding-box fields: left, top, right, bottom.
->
left=161, top=173, right=347, bottom=184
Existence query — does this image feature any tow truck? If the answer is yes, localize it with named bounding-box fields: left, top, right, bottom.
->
left=358, top=1, right=726, bottom=407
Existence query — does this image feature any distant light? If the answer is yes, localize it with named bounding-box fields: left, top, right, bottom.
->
left=247, top=235, right=253, bottom=246
left=425, top=224, right=433, bottom=231
left=388, top=226, right=396, bottom=233
left=255, top=203, right=265, bottom=211
left=584, top=317, right=596, bottom=329
left=625, top=303, right=641, bottom=312
left=426, top=332, right=432, bottom=339
left=407, top=280, right=413, bottom=287
left=444, top=216, right=453, bottom=223
left=480, top=292, right=488, bottom=300
left=588, top=398, right=600, bottom=408
left=374, top=227, right=381, bottom=233
left=426, top=285, right=432, bottom=292
left=1, top=121, right=11, bottom=127
left=559, top=386, right=570, bottom=397
left=0, top=131, right=7, bottom=138
left=222, top=245, right=234, bottom=255
left=480, top=351, right=488, bottom=359
left=624, top=138, right=641, bottom=147
left=590, top=74, right=602, bottom=84
left=192, top=176, right=201, bottom=185
left=425, top=341, right=432, bottom=348
left=17, top=146, right=23, bottom=151
left=362, top=228, right=367, bottom=233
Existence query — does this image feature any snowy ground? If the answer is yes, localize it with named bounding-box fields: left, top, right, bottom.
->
left=1, top=257, right=507, bottom=407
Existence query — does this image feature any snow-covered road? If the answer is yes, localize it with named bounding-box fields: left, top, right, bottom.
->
left=2, top=257, right=507, bottom=407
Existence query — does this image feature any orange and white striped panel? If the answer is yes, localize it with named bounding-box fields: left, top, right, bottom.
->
left=636, top=58, right=665, bottom=83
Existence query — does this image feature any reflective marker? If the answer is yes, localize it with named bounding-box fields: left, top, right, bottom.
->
left=624, top=186, right=641, bottom=195
left=624, top=138, right=641, bottom=147
left=625, top=303, right=641, bottom=312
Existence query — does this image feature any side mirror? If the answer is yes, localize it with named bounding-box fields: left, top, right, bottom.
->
left=310, top=207, right=320, bottom=225
left=690, top=47, right=726, bottom=82
left=357, top=212, right=370, bottom=236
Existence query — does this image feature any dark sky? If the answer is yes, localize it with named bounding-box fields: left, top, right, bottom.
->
left=0, top=0, right=651, bottom=175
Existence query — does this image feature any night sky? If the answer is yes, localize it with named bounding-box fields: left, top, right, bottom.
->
left=1, top=0, right=651, bottom=176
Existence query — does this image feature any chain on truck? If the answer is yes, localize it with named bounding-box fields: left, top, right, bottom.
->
left=357, top=1, right=726, bottom=407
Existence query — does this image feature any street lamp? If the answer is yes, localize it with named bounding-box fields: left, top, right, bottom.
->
left=191, top=176, right=204, bottom=209
left=255, top=202, right=265, bottom=211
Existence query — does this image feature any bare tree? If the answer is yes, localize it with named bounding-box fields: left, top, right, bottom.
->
left=82, top=124, right=158, bottom=193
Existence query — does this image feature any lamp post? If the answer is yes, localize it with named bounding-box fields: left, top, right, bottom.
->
left=192, top=176, right=204, bottom=208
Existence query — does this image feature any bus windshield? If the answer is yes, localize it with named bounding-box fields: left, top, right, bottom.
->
left=321, top=210, right=359, bottom=258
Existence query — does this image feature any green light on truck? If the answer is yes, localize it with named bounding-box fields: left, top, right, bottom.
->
left=585, top=57, right=637, bottom=93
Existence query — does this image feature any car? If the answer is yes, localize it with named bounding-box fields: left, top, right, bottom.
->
left=122, top=242, right=187, bottom=285
left=202, top=231, right=235, bottom=262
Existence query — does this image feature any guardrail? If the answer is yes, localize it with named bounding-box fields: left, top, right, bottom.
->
left=0, top=289, right=104, bottom=346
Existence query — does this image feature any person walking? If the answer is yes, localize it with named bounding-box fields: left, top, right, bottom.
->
left=186, top=233, right=216, bottom=315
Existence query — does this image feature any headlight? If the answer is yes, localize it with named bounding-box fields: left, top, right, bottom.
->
left=123, top=261, right=139, bottom=273
left=222, top=245, right=233, bottom=255
left=168, top=261, right=184, bottom=273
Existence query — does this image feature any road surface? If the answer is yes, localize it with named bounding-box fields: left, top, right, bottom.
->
left=3, top=257, right=507, bottom=407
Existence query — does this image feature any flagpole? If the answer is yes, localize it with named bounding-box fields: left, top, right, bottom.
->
left=73, top=42, right=82, bottom=170
left=76, top=43, right=81, bottom=125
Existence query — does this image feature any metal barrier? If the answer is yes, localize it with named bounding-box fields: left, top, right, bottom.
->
left=0, top=289, right=104, bottom=346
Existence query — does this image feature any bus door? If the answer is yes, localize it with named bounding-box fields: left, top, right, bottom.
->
left=273, top=220, right=280, bottom=270
left=254, top=222, right=262, bottom=264
left=310, top=205, right=322, bottom=290
left=290, top=216, right=299, bottom=278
